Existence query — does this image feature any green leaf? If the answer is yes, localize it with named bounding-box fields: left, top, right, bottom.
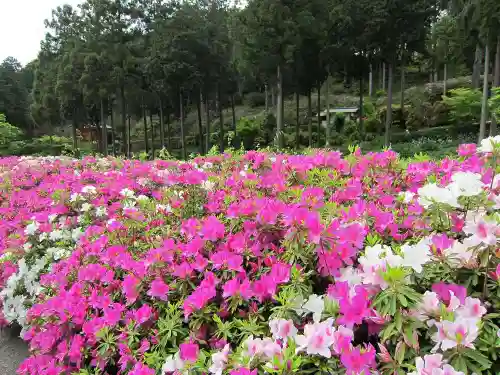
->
left=395, top=342, right=406, bottom=364
left=398, top=293, right=408, bottom=307
left=463, top=348, right=493, bottom=369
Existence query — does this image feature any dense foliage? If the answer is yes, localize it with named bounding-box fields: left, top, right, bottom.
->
left=1, top=0, right=500, bottom=157
left=0, top=138, right=499, bottom=375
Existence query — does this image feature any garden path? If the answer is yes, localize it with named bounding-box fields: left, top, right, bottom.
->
left=0, top=326, right=28, bottom=375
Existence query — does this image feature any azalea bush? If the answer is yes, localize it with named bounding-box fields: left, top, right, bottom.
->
left=0, top=139, right=499, bottom=375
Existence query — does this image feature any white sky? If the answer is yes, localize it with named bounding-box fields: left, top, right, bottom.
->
left=0, top=0, right=81, bottom=66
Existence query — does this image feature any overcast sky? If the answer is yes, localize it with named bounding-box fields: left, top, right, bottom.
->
left=0, top=0, right=81, bottom=66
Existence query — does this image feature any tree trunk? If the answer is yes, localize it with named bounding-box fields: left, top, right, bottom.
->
left=166, top=111, right=171, bottom=154
left=295, top=91, right=300, bottom=149
left=385, top=62, right=393, bottom=147
left=217, top=84, right=224, bottom=153
left=179, top=90, right=186, bottom=159
left=100, top=98, right=108, bottom=156
left=271, top=86, right=276, bottom=109
left=120, top=85, right=126, bottom=155
left=490, top=38, right=500, bottom=136
left=380, top=62, right=384, bottom=88
left=159, top=98, right=165, bottom=149
left=359, top=74, right=364, bottom=137
left=196, top=89, right=204, bottom=155
left=231, top=94, right=236, bottom=144
left=110, top=101, right=116, bottom=156
left=276, top=64, right=284, bottom=148
left=382, top=62, right=386, bottom=91
left=205, top=90, right=211, bottom=152
left=368, top=63, right=373, bottom=98
left=479, top=44, right=490, bottom=143
left=150, top=110, right=155, bottom=158
left=325, top=76, right=331, bottom=147
left=265, top=83, right=269, bottom=112
left=71, top=110, right=78, bottom=154
left=127, top=114, right=131, bottom=157
left=142, top=98, right=149, bottom=155
left=400, top=57, right=405, bottom=107
left=308, top=90, right=313, bottom=147
left=443, top=63, right=448, bottom=96
left=317, top=83, right=321, bottom=147
left=472, top=44, right=483, bottom=89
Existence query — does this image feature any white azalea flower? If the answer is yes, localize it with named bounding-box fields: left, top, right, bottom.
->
left=24, top=221, right=39, bottom=236
left=418, top=183, right=459, bottom=208
left=120, top=188, right=135, bottom=198
left=399, top=191, right=415, bottom=204
left=81, top=203, right=92, bottom=212
left=478, top=135, right=500, bottom=153
left=448, top=172, right=485, bottom=197
left=161, top=352, right=184, bottom=374
left=201, top=180, right=215, bottom=191
left=49, top=230, right=63, bottom=241
left=401, top=238, right=432, bottom=273
left=69, top=193, right=81, bottom=202
left=95, top=206, right=107, bottom=217
left=157, top=204, right=172, bottom=213
left=81, top=185, right=97, bottom=194
left=337, top=267, right=363, bottom=287
left=300, top=294, right=324, bottom=323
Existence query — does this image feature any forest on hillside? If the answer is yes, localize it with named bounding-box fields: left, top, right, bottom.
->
left=1, top=0, right=500, bottom=158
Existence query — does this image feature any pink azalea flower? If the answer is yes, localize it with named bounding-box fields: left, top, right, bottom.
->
left=179, top=342, right=199, bottom=362
left=147, top=278, right=170, bottom=301
left=122, top=274, right=141, bottom=305
left=230, top=369, right=257, bottom=375
left=202, top=216, right=226, bottom=241
left=129, top=362, right=155, bottom=375
left=340, top=345, right=376, bottom=375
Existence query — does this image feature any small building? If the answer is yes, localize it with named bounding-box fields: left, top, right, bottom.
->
left=319, top=107, right=359, bottom=128
left=81, top=124, right=113, bottom=145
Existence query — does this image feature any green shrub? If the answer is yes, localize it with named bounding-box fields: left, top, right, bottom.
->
left=245, top=92, right=266, bottom=108
left=489, top=87, right=500, bottom=121
left=25, top=135, right=73, bottom=156
left=376, top=105, right=409, bottom=130
left=442, top=88, right=481, bottom=125
left=0, top=114, right=23, bottom=155
left=342, top=119, right=361, bottom=141
left=236, top=116, right=262, bottom=149
left=364, top=115, right=382, bottom=134
left=333, top=113, right=346, bottom=133
left=363, top=100, right=376, bottom=117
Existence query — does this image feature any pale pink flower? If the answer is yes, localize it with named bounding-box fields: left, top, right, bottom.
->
left=295, top=318, right=335, bottom=358
left=414, top=291, right=441, bottom=321
left=463, top=217, right=498, bottom=246
left=269, top=319, right=297, bottom=340
left=408, top=354, right=465, bottom=375
left=243, top=336, right=280, bottom=359
left=432, top=318, right=480, bottom=352
left=208, top=344, right=231, bottom=375
left=455, top=297, right=487, bottom=319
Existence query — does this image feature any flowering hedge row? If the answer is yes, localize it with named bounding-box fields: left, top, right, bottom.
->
left=0, top=138, right=499, bottom=375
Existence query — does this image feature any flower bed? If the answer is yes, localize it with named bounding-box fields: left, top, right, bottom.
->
left=0, top=140, right=499, bottom=375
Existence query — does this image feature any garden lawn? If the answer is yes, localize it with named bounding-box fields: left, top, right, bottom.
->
left=0, top=140, right=499, bottom=375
